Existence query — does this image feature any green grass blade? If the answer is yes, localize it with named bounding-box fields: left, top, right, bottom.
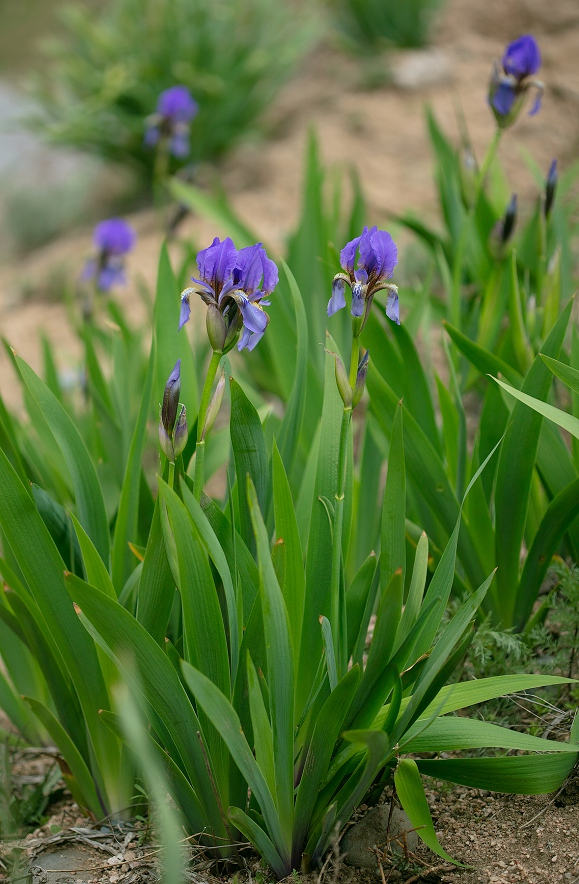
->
left=24, top=696, right=102, bottom=815
left=416, top=753, right=578, bottom=794
left=514, top=477, right=579, bottom=629
left=493, top=376, right=579, bottom=440
left=293, top=665, right=360, bottom=862
left=404, top=716, right=579, bottom=754
left=135, top=498, right=174, bottom=645
left=272, top=441, right=305, bottom=664
left=492, top=297, right=573, bottom=625
left=181, top=481, right=239, bottom=683
left=395, top=759, right=458, bottom=864
left=277, top=260, right=308, bottom=479
left=17, top=356, right=110, bottom=566
left=247, top=478, right=294, bottom=851
left=181, top=662, right=288, bottom=867
left=381, top=403, right=406, bottom=591
left=230, top=378, right=269, bottom=551
left=112, top=337, right=156, bottom=592
left=66, top=574, right=225, bottom=835
left=298, top=345, right=343, bottom=713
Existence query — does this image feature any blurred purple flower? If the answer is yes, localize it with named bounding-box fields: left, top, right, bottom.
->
left=545, top=159, right=558, bottom=218
left=82, top=218, right=136, bottom=292
left=489, top=35, right=543, bottom=127
left=145, top=85, right=198, bottom=159
left=179, top=237, right=277, bottom=353
left=329, top=226, right=399, bottom=329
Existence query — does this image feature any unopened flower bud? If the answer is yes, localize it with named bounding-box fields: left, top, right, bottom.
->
left=159, top=361, right=187, bottom=462
left=352, top=350, right=370, bottom=408
left=159, top=423, right=174, bottom=460
left=325, top=347, right=352, bottom=408
left=161, top=360, right=181, bottom=435
left=173, top=406, right=188, bottom=457
left=489, top=194, right=517, bottom=260
left=544, top=159, right=557, bottom=219
left=202, top=371, right=225, bottom=441
left=206, top=303, right=227, bottom=352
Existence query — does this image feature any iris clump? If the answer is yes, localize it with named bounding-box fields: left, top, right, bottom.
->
left=145, top=85, right=198, bottom=159
left=489, top=35, right=544, bottom=128
left=82, top=218, right=136, bottom=292
left=179, top=237, right=278, bottom=352
left=329, top=225, right=398, bottom=329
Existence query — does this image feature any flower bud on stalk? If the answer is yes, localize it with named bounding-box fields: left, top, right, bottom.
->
left=159, top=360, right=188, bottom=462
left=352, top=349, right=370, bottom=408
left=201, top=370, right=226, bottom=441
left=544, top=159, right=558, bottom=220
left=325, top=347, right=352, bottom=408
left=489, top=194, right=517, bottom=260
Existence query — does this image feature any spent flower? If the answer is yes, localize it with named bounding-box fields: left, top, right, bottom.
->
left=145, top=85, right=198, bottom=159
left=329, top=226, right=398, bottom=332
left=82, top=218, right=136, bottom=292
left=179, top=236, right=278, bottom=353
left=159, top=360, right=188, bottom=462
left=489, top=35, right=543, bottom=128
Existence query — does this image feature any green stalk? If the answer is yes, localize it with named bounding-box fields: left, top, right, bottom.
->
left=476, top=128, right=502, bottom=200
left=193, top=350, right=222, bottom=499
left=168, top=460, right=175, bottom=490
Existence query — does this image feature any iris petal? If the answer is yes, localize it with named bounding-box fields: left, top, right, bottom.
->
left=328, top=278, right=347, bottom=316
left=178, top=294, right=191, bottom=330
left=386, top=290, right=400, bottom=325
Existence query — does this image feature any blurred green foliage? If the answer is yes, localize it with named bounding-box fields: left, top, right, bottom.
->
left=29, top=0, right=317, bottom=180
left=325, top=0, right=445, bottom=52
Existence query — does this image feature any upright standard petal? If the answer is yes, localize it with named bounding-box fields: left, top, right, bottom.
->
left=94, top=218, right=136, bottom=255
left=368, top=229, right=397, bottom=280
left=502, top=35, right=541, bottom=79
left=157, top=85, right=198, bottom=123
left=340, top=233, right=363, bottom=275
left=328, top=277, right=347, bottom=316
left=196, top=237, right=237, bottom=296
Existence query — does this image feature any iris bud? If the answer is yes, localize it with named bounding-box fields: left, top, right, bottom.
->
left=161, top=360, right=181, bottom=436
left=206, top=303, right=227, bottom=352
left=202, top=371, right=226, bottom=441
left=545, top=159, right=557, bottom=219
left=173, top=406, right=188, bottom=458
left=326, top=346, right=352, bottom=408
left=489, top=194, right=517, bottom=260
left=352, top=350, right=370, bottom=408
left=159, top=360, right=187, bottom=462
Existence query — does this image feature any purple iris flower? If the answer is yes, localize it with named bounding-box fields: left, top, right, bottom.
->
left=489, top=35, right=543, bottom=127
left=179, top=237, right=277, bottom=353
left=81, top=218, right=136, bottom=292
left=329, top=226, right=399, bottom=329
left=145, top=85, right=198, bottom=159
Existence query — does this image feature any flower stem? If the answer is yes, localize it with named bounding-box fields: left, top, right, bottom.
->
left=330, top=405, right=352, bottom=675
left=168, top=460, right=175, bottom=490
left=193, top=350, right=222, bottom=499
left=476, top=128, right=502, bottom=201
